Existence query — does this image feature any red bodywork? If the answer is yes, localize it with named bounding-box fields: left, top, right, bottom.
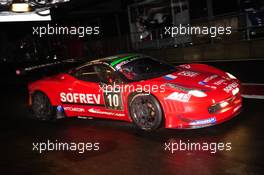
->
left=28, top=63, right=242, bottom=129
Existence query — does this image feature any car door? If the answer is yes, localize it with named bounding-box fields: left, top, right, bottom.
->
left=67, top=63, right=125, bottom=119
left=93, top=64, right=125, bottom=112
left=60, top=64, right=103, bottom=117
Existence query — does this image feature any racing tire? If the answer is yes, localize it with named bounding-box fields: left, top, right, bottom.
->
left=129, top=93, right=163, bottom=131
left=32, top=92, right=55, bottom=121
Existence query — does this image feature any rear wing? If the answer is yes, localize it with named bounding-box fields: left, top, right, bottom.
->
left=15, top=59, right=85, bottom=82
left=16, top=59, right=83, bottom=75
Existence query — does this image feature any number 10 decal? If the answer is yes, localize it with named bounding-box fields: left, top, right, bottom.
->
left=103, top=92, right=123, bottom=110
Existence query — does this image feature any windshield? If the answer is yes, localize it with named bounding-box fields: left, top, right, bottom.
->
left=116, top=57, right=177, bottom=81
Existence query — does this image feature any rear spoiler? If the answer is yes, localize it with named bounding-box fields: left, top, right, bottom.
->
left=16, top=59, right=83, bottom=76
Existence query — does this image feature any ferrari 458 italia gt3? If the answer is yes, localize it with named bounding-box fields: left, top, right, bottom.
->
left=28, top=54, right=242, bottom=131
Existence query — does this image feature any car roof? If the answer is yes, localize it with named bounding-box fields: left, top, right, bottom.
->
left=89, top=53, right=143, bottom=67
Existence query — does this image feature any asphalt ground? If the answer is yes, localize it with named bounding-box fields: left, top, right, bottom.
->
left=0, top=59, right=263, bottom=175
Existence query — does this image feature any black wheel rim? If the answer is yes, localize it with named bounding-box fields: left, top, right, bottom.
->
left=131, top=95, right=158, bottom=130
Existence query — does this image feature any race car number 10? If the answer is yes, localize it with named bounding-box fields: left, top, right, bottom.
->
left=104, top=92, right=123, bottom=110
left=107, top=94, right=119, bottom=107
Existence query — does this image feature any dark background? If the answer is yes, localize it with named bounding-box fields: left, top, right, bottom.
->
left=0, top=0, right=264, bottom=175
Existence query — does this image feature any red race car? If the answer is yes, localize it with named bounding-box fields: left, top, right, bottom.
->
left=28, top=54, right=242, bottom=131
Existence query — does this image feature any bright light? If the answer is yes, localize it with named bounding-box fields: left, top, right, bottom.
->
left=188, top=90, right=207, bottom=97
left=16, top=69, right=21, bottom=75
left=0, top=10, right=51, bottom=22
left=11, top=3, right=30, bottom=12
left=226, top=72, right=237, bottom=79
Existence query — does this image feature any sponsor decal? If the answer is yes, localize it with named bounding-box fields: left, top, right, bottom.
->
left=88, top=108, right=125, bottom=117
left=116, top=60, right=130, bottom=70
left=179, top=64, right=191, bottom=69
left=223, top=82, right=239, bottom=93
left=60, top=92, right=101, bottom=105
left=115, top=56, right=139, bottom=70
left=199, top=81, right=207, bottom=85
left=56, top=105, right=64, bottom=112
left=163, top=74, right=177, bottom=80
left=203, top=75, right=218, bottom=83
left=178, top=71, right=199, bottom=77
left=103, top=92, right=123, bottom=110
left=165, top=92, right=191, bottom=102
left=199, top=81, right=217, bottom=89
left=112, top=54, right=139, bottom=67
left=199, top=75, right=218, bottom=86
left=214, top=79, right=226, bottom=86
left=232, top=87, right=239, bottom=95
left=64, top=107, right=85, bottom=112
left=206, top=85, right=217, bottom=89
left=190, top=117, right=216, bottom=125
left=56, top=105, right=65, bottom=119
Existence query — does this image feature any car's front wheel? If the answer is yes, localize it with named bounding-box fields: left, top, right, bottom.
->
left=129, top=94, right=163, bottom=131
left=32, top=92, right=55, bottom=121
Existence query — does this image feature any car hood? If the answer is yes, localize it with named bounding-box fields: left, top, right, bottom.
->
left=153, top=70, right=227, bottom=88
left=144, top=69, right=239, bottom=100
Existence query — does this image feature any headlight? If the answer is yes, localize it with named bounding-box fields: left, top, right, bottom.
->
left=226, top=72, right=237, bottom=79
left=188, top=90, right=207, bottom=97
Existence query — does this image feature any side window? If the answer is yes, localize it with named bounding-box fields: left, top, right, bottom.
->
left=74, top=65, right=100, bottom=83
left=94, top=65, right=122, bottom=84
left=73, top=64, right=123, bottom=84
left=94, top=65, right=124, bottom=110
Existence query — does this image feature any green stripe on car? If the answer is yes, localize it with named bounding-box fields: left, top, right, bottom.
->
left=110, top=54, right=138, bottom=66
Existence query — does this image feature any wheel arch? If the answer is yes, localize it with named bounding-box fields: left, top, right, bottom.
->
left=30, top=89, right=59, bottom=106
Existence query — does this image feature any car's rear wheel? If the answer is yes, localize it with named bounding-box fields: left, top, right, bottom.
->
left=32, top=92, right=55, bottom=121
left=129, top=94, right=163, bottom=131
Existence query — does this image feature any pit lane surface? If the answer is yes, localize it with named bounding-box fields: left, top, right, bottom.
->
left=1, top=84, right=264, bottom=175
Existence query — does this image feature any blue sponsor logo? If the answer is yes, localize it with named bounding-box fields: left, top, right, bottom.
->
left=190, top=117, right=216, bottom=125
left=57, top=105, right=64, bottom=112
